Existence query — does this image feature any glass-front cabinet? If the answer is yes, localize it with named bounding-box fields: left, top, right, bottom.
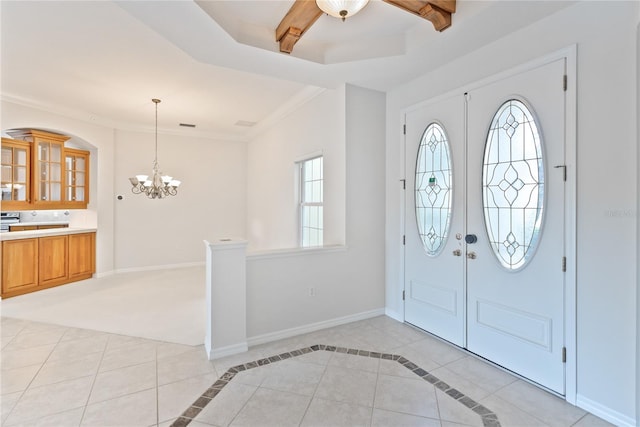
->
left=36, top=136, right=65, bottom=205
left=65, top=148, right=89, bottom=206
left=1, top=138, right=31, bottom=208
left=2, top=129, right=90, bottom=209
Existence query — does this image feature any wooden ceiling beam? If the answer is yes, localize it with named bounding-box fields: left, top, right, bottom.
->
left=276, top=0, right=323, bottom=54
left=275, top=0, right=456, bottom=54
left=383, top=0, right=455, bottom=31
left=418, top=3, right=451, bottom=31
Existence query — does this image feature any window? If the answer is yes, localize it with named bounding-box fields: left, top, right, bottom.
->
left=299, top=156, right=323, bottom=247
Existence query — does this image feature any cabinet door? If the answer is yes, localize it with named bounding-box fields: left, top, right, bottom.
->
left=2, top=239, right=38, bottom=296
left=39, top=235, right=68, bottom=287
left=35, top=139, right=64, bottom=205
left=68, top=233, right=95, bottom=281
left=1, top=138, right=31, bottom=209
left=64, top=148, right=89, bottom=208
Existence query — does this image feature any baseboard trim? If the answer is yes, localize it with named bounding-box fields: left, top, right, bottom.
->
left=94, top=270, right=115, bottom=279
left=114, top=262, right=204, bottom=274
left=247, top=308, right=386, bottom=347
left=576, top=394, right=636, bottom=427
left=384, top=308, right=403, bottom=322
left=206, top=341, right=249, bottom=360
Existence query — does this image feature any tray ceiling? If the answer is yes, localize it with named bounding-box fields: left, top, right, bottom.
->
left=1, top=1, right=574, bottom=140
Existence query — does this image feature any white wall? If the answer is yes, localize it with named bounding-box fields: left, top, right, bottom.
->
left=114, top=130, right=246, bottom=271
left=1, top=99, right=116, bottom=275
left=636, top=15, right=640, bottom=426
left=1, top=100, right=248, bottom=274
left=245, top=85, right=385, bottom=339
left=246, top=87, right=346, bottom=251
left=386, top=1, right=638, bottom=424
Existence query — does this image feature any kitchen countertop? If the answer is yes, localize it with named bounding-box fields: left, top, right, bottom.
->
left=0, top=227, right=97, bottom=241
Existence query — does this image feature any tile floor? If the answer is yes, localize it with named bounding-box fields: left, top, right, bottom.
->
left=1, top=315, right=612, bottom=427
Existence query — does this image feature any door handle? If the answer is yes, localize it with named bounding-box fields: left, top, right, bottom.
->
left=453, top=249, right=462, bottom=257
left=465, top=234, right=478, bottom=244
left=467, top=251, right=477, bottom=260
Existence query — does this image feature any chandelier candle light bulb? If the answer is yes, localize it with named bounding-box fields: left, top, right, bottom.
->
left=129, top=98, right=181, bottom=199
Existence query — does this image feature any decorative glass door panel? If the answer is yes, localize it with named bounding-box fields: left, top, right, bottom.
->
left=482, top=99, right=544, bottom=271
left=415, top=122, right=453, bottom=257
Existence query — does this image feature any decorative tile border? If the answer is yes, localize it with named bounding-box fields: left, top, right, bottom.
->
left=170, top=344, right=501, bottom=427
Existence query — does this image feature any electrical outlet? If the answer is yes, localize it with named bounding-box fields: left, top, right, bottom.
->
left=308, top=287, right=315, bottom=297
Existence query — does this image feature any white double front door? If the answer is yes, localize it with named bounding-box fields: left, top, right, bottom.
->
left=404, top=58, right=567, bottom=394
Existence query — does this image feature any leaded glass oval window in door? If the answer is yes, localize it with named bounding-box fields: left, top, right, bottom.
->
left=483, top=99, right=544, bottom=271
left=415, top=122, right=453, bottom=256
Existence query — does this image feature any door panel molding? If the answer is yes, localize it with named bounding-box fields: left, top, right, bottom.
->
left=476, top=299, right=552, bottom=350
left=410, top=280, right=458, bottom=315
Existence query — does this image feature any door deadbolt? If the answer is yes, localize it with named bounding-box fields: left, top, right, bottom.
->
left=465, top=234, right=478, bottom=244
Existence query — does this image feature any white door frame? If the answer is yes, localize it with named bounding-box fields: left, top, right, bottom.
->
left=401, top=45, right=577, bottom=404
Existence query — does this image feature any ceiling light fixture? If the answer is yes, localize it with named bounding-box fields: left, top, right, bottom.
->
left=316, top=0, right=370, bottom=21
left=129, top=99, right=181, bottom=199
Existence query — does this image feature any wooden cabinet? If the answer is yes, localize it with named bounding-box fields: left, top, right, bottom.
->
left=69, top=233, right=95, bottom=281
left=10, top=224, right=69, bottom=232
left=2, top=129, right=90, bottom=210
left=39, top=235, right=68, bottom=287
left=9, top=225, right=37, bottom=232
left=1, top=138, right=31, bottom=209
left=1, top=239, right=39, bottom=297
left=1, top=231, right=96, bottom=298
left=10, top=129, right=70, bottom=207
left=36, top=135, right=65, bottom=206
left=64, top=148, right=89, bottom=207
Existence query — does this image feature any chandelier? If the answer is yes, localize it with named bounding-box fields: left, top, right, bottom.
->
left=316, top=0, right=370, bottom=21
left=128, top=99, right=181, bottom=199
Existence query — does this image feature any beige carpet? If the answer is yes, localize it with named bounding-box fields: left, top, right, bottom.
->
left=0, top=266, right=206, bottom=345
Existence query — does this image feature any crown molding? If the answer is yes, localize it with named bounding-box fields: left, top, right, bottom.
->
left=245, top=86, right=327, bottom=140
left=1, top=93, right=119, bottom=129
left=2, top=87, right=327, bottom=144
